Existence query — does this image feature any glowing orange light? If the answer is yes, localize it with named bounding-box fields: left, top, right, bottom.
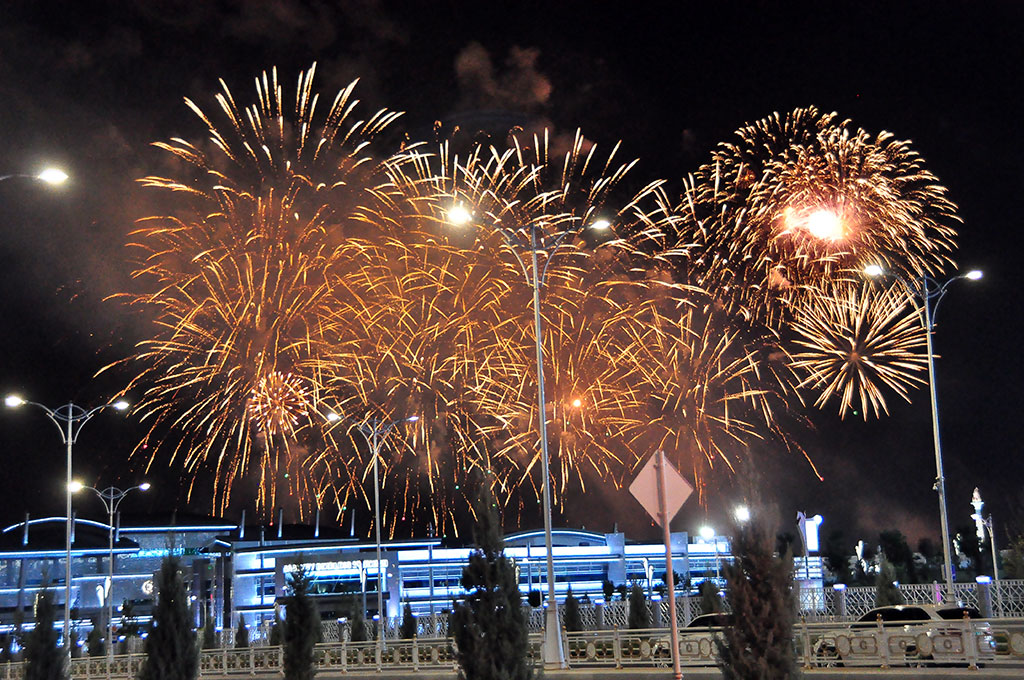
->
left=571, top=398, right=582, bottom=408
left=805, top=209, right=843, bottom=240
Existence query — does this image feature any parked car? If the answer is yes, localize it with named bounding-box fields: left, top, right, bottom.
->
left=812, top=604, right=997, bottom=666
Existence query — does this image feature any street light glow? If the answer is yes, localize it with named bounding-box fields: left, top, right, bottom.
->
left=590, top=218, right=611, bottom=230
left=4, top=395, right=25, bottom=408
left=571, top=398, right=582, bottom=408
left=139, top=482, right=152, bottom=491
left=68, top=481, right=84, bottom=493
left=37, top=168, right=69, bottom=185
left=699, top=525, right=715, bottom=540
left=966, top=269, right=983, bottom=280
left=112, top=400, right=129, bottom=411
left=805, top=209, right=843, bottom=239
left=325, top=412, right=341, bottom=422
left=863, top=263, right=884, bottom=277
left=734, top=505, right=751, bottom=522
left=447, top=205, right=473, bottom=226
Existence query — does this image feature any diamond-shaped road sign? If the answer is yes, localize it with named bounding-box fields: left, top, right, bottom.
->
left=628, top=451, right=693, bottom=527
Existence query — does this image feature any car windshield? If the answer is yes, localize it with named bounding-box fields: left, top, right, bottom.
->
left=857, top=607, right=930, bottom=623
left=936, top=607, right=982, bottom=620
left=687, top=613, right=730, bottom=628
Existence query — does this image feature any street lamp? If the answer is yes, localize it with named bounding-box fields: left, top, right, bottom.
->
left=970, top=488, right=999, bottom=580
left=448, top=207, right=611, bottom=669
left=734, top=506, right=751, bottom=523
left=4, top=395, right=129, bottom=652
left=70, top=481, right=150, bottom=675
left=341, top=414, right=418, bottom=656
left=0, top=168, right=69, bottom=185
left=864, top=265, right=982, bottom=596
left=970, top=488, right=1001, bottom=616
left=699, top=526, right=720, bottom=582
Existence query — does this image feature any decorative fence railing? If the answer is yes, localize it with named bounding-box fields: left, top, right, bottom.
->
left=4, top=619, right=1024, bottom=678
left=226, top=578, right=1024, bottom=648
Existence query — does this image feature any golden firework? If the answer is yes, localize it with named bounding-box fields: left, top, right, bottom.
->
left=790, top=281, right=929, bottom=419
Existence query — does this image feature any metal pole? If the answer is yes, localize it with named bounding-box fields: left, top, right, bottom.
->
left=107, top=504, right=114, bottom=677
left=64, top=405, right=73, bottom=657
left=923, top=290, right=955, bottom=596
left=656, top=451, right=682, bottom=680
left=531, top=232, right=565, bottom=669
left=372, top=421, right=384, bottom=654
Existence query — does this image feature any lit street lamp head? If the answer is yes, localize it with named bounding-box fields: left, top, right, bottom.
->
left=734, top=506, right=751, bottom=523
left=4, top=395, right=26, bottom=408
left=37, top=168, right=69, bottom=185
left=966, top=269, right=983, bottom=280
left=68, top=480, right=84, bottom=493
left=447, top=205, right=473, bottom=226
left=139, top=482, right=152, bottom=491
left=112, top=400, right=130, bottom=411
left=805, top=209, right=844, bottom=240
left=590, top=218, right=611, bottom=230
left=699, top=525, right=715, bottom=540
left=863, top=263, right=885, bottom=277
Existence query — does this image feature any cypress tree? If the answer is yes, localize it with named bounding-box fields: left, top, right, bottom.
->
left=563, top=587, right=582, bottom=632
left=627, top=583, right=650, bottom=629
left=699, top=580, right=723, bottom=615
left=85, top=617, right=104, bottom=657
left=201, top=616, right=217, bottom=649
left=282, top=564, right=318, bottom=680
left=139, top=557, right=199, bottom=680
left=348, top=604, right=368, bottom=642
left=874, top=559, right=906, bottom=607
left=234, top=615, right=250, bottom=648
left=399, top=603, right=417, bottom=639
left=23, top=588, right=66, bottom=680
left=715, top=508, right=797, bottom=680
left=269, top=610, right=283, bottom=646
left=451, top=479, right=532, bottom=680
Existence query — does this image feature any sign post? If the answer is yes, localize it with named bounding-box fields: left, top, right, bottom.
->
left=629, top=450, right=693, bottom=680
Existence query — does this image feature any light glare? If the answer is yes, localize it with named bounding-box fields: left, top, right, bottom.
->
left=806, top=209, right=843, bottom=239
left=4, top=395, right=25, bottom=408
left=863, top=264, right=884, bottom=277
left=447, top=206, right=473, bottom=226
left=37, top=168, right=68, bottom=185
left=966, top=270, right=983, bottom=280
left=68, top=481, right=84, bottom=493
left=139, top=482, right=152, bottom=491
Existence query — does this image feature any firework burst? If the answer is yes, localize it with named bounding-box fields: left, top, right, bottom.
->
left=676, top=106, right=960, bottom=326
left=790, top=281, right=928, bottom=419
left=119, top=66, right=402, bottom=517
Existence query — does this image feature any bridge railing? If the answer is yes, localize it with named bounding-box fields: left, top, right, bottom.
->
left=4, top=618, right=1024, bottom=677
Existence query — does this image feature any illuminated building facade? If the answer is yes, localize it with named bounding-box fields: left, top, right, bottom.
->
left=0, top=514, right=824, bottom=634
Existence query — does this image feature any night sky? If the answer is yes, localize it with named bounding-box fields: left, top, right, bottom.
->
left=1, top=1, right=1021, bottom=552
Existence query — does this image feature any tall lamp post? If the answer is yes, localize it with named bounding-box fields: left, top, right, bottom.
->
left=865, top=265, right=982, bottom=596
left=448, top=206, right=610, bottom=669
left=333, top=413, right=418, bottom=656
left=70, top=481, right=150, bottom=674
left=4, top=395, right=129, bottom=652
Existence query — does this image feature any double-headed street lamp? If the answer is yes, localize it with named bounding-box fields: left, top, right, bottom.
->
left=329, top=412, right=418, bottom=654
left=69, top=481, right=150, bottom=674
left=864, top=264, right=982, bottom=596
left=449, top=206, right=610, bottom=669
left=4, top=395, right=129, bottom=651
